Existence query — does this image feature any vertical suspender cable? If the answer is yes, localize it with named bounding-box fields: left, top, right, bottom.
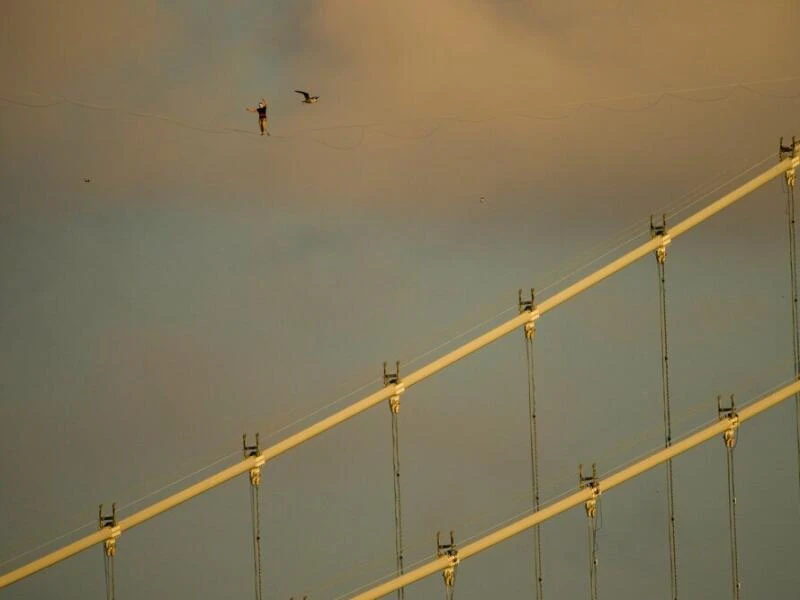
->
left=102, top=550, right=115, bottom=600
left=249, top=480, right=264, bottom=600
left=579, top=465, right=600, bottom=600
left=725, top=442, right=740, bottom=600
left=525, top=324, right=544, bottom=598
left=785, top=165, right=800, bottom=497
left=520, top=289, right=544, bottom=599
left=391, top=409, right=405, bottom=600
left=587, top=514, right=599, bottom=600
left=652, top=218, right=679, bottom=599
left=385, top=363, right=405, bottom=600
left=98, top=504, right=118, bottom=600
left=244, top=434, right=264, bottom=600
left=718, top=396, right=741, bottom=600
left=437, top=532, right=458, bottom=600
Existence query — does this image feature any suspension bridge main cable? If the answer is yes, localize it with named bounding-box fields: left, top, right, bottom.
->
left=1, top=152, right=797, bottom=590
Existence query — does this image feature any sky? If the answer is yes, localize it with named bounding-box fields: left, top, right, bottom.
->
left=2, top=1, right=800, bottom=598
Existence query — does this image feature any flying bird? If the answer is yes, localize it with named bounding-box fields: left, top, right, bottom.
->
left=83, top=178, right=91, bottom=183
left=294, top=90, right=319, bottom=104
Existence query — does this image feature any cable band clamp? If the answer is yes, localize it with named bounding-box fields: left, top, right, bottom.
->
left=780, top=137, right=799, bottom=187
left=243, top=433, right=265, bottom=486
left=384, top=361, right=404, bottom=414
left=579, top=463, right=601, bottom=519
left=436, top=531, right=459, bottom=588
left=717, top=395, right=740, bottom=449
left=650, top=215, right=671, bottom=264
left=518, top=288, right=540, bottom=340
left=98, top=504, right=120, bottom=557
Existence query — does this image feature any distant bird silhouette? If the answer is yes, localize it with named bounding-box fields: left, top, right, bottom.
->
left=294, top=90, right=319, bottom=104
left=83, top=178, right=91, bottom=183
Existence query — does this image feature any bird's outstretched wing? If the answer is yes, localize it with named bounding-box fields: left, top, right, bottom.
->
left=294, top=90, right=310, bottom=100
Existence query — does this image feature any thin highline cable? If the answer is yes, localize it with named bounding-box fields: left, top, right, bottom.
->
left=738, top=83, right=800, bottom=100
left=546, top=74, right=800, bottom=113
left=588, top=93, right=664, bottom=113
left=303, top=126, right=367, bottom=150
left=3, top=74, right=799, bottom=146
left=0, top=93, right=366, bottom=150
left=430, top=74, right=800, bottom=125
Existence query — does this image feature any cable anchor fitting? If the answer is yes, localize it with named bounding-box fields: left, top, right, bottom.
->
left=717, top=395, right=740, bottom=449
left=780, top=136, right=799, bottom=187
left=650, top=214, right=671, bottom=264
left=579, top=463, right=600, bottom=519
left=98, top=503, right=121, bottom=557
left=243, top=433, right=265, bottom=486
left=436, top=530, right=459, bottom=588
left=518, top=288, right=540, bottom=340
left=383, top=361, right=404, bottom=414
